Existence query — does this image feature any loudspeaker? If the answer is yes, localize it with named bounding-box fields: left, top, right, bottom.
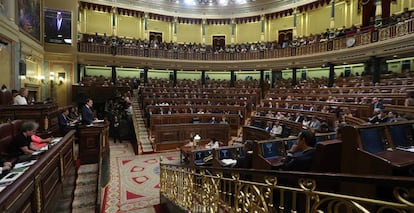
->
left=19, top=60, right=26, bottom=76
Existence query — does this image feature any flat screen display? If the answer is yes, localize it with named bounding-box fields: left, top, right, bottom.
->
left=44, top=8, right=72, bottom=45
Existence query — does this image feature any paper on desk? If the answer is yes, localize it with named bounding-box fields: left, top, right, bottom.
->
left=31, top=150, right=44, bottom=156
left=396, top=146, right=414, bottom=153
left=221, top=159, right=237, bottom=166
left=14, top=160, right=37, bottom=169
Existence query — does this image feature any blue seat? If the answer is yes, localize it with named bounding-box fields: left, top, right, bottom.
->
left=389, top=125, right=414, bottom=148
left=359, top=128, right=386, bottom=154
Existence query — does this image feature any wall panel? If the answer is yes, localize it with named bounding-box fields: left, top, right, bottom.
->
left=177, top=23, right=202, bottom=43
left=307, top=6, right=331, bottom=35
left=205, top=24, right=232, bottom=45
left=147, top=19, right=171, bottom=41
left=85, top=10, right=111, bottom=35
left=117, top=15, right=141, bottom=39
left=236, top=22, right=261, bottom=43
left=268, top=16, right=293, bottom=41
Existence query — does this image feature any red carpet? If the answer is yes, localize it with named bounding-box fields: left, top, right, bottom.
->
left=103, top=147, right=180, bottom=213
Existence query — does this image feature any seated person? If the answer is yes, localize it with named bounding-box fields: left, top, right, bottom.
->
left=368, top=109, right=389, bottom=124
left=58, top=108, right=77, bottom=134
left=205, top=138, right=220, bottom=149
left=209, top=116, right=218, bottom=124
left=13, top=88, right=28, bottom=105
left=264, top=122, right=272, bottom=132
left=31, top=135, right=53, bottom=149
left=219, top=117, right=229, bottom=124
left=68, top=106, right=80, bottom=121
left=281, top=130, right=316, bottom=172
left=0, top=159, right=12, bottom=175
left=11, top=121, right=41, bottom=157
left=270, top=121, right=283, bottom=137
left=308, top=116, right=321, bottom=131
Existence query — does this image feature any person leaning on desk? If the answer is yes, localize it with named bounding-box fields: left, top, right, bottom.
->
left=281, top=130, right=317, bottom=172
left=11, top=121, right=41, bottom=159
left=0, top=159, right=12, bottom=175
left=58, top=108, right=78, bottom=134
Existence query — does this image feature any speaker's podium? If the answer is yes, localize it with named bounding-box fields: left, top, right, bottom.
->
left=77, top=120, right=110, bottom=210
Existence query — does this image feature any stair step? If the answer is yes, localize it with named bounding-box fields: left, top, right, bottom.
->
left=76, top=174, right=98, bottom=185
left=72, top=193, right=96, bottom=207
left=54, top=198, right=72, bottom=213
left=78, top=164, right=98, bottom=174
left=71, top=206, right=96, bottom=213
left=74, top=185, right=97, bottom=197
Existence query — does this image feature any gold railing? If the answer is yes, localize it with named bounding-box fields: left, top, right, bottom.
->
left=79, top=19, right=414, bottom=61
left=160, top=164, right=414, bottom=213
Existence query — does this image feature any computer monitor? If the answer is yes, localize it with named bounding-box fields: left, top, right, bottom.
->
left=44, top=8, right=72, bottom=45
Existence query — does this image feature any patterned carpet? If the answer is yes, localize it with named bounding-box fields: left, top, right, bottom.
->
left=103, top=141, right=180, bottom=213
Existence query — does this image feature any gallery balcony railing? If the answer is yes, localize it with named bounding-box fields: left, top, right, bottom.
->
left=160, top=163, right=414, bottom=213
left=78, top=19, right=414, bottom=61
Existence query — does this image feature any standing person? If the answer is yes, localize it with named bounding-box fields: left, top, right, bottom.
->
left=81, top=98, right=95, bottom=125
left=112, top=115, right=121, bottom=143
left=13, top=88, right=28, bottom=105
left=48, top=11, right=70, bottom=39
left=12, top=121, right=40, bottom=157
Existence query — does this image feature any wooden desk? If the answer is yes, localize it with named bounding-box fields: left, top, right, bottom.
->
left=154, top=123, right=230, bottom=151
left=0, top=130, right=76, bottom=212
left=77, top=121, right=110, bottom=212
left=78, top=121, right=110, bottom=165
left=0, top=103, right=61, bottom=135
left=341, top=122, right=414, bottom=176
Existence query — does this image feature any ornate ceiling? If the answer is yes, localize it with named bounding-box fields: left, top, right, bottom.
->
left=88, top=0, right=317, bottom=19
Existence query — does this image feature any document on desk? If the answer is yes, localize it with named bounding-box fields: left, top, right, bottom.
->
left=51, top=137, right=62, bottom=144
left=396, top=146, right=414, bottom=153
left=0, top=172, right=23, bottom=185
left=31, top=150, right=44, bottom=156
left=93, top=119, right=105, bottom=123
left=221, top=159, right=237, bottom=166
left=14, top=160, right=37, bottom=169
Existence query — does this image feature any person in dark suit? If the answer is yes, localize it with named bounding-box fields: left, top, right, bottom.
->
left=47, top=11, right=70, bottom=40
left=281, top=130, right=316, bottom=172
left=58, top=108, right=76, bottom=134
left=292, top=112, right=304, bottom=123
left=81, top=98, right=95, bottom=125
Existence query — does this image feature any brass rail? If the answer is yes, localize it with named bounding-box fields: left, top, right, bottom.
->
left=160, top=164, right=414, bottom=213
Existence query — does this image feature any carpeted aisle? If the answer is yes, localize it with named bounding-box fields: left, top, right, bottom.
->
left=103, top=141, right=180, bottom=213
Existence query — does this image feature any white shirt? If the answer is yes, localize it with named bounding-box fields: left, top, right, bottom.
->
left=57, top=18, right=62, bottom=31
left=13, top=95, right=28, bottom=105
left=271, top=125, right=283, bottom=136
